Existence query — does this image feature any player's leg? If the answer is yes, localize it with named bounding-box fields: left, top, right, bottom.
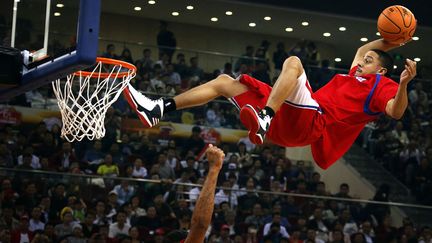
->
left=266, top=56, right=304, bottom=112
left=124, top=74, right=248, bottom=127
left=240, top=56, right=305, bottom=144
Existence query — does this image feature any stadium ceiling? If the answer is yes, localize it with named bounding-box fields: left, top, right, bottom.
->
left=100, top=0, right=432, bottom=68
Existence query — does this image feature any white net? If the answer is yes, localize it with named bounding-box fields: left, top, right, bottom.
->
left=52, top=59, right=136, bottom=142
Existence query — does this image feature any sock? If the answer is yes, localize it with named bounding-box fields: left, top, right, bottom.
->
left=263, top=106, right=275, bottom=118
left=163, top=98, right=177, bottom=113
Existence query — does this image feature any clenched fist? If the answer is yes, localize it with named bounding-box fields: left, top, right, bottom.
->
left=206, top=144, right=224, bottom=171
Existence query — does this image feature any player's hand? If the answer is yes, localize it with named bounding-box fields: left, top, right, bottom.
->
left=400, top=59, right=417, bottom=85
left=206, top=144, right=224, bottom=171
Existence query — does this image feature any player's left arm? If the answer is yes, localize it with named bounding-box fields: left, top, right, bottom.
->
left=385, top=59, right=417, bottom=119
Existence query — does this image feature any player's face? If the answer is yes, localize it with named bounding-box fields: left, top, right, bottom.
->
left=355, top=51, right=386, bottom=76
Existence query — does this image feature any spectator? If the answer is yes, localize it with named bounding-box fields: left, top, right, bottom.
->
left=215, top=180, right=238, bottom=208
left=306, top=228, right=325, bottom=243
left=0, top=143, right=13, bottom=167
left=289, top=40, right=308, bottom=63
left=0, top=204, right=19, bottom=230
left=174, top=53, right=188, bottom=78
left=165, top=63, right=181, bottom=88
left=17, top=146, right=41, bottom=169
left=128, top=226, right=141, bottom=243
left=50, top=142, right=78, bottom=172
left=139, top=48, right=154, bottom=72
left=244, top=203, right=266, bottom=228
left=255, top=40, right=270, bottom=66
left=83, top=140, right=105, bottom=166
left=131, top=158, right=148, bottom=178
left=273, top=42, right=288, bottom=77
left=360, top=220, right=375, bottom=243
left=408, top=82, right=427, bottom=105
left=97, top=154, right=119, bottom=177
left=93, top=201, right=109, bottom=226
left=120, top=48, right=134, bottom=64
left=157, top=21, right=176, bottom=61
left=29, top=206, right=45, bottom=232
left=221, top=62, right=235, bottom=78
left=54, top=211, right=76, bottom=238
left=136, top=206, right=161, bottom=231
left=113, top=180, right=135, bottom=205
left=311, top=59, right=335, bottom=91
left=81, top=212, right=99, bottom=238
left=150, top=64, right=166, bottom=92
left=11, top=215, right=34, bottom=242
left=263, top=222, right=289, bottom=242
left=156, top=153, right=175, bottom=180
left=102, top=44, right=118, bottom=59
left=188, top=57, right=204, bottom=83
left=108, top=211, right=131, bottom=239
left=235, top=45, right=254, bottom=72
left=65, top=224, right=86, bottom=243
left=130, top=196, right=146, bottom=220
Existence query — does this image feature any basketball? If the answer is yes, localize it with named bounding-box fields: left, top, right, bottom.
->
left=377, top=5, right=417, bottom=44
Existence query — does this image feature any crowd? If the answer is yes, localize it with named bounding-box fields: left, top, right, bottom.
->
left=1, top=118, right=432, bottom=242
left=360, top=80, right=432, bottom=205
left=1, top=19, right=432, bottom=243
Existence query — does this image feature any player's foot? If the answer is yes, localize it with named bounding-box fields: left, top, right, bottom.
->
left=123, top=84, right=164, bottom=128
left=240, top=104, right=271, bottom=145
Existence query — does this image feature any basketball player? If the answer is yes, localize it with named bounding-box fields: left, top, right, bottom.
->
left=124, top=38, right=416, bottom=169
left=163, top=144, right=224, bottom=243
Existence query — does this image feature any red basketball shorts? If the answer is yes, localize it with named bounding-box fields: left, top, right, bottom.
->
left=229, top=74, right=325, bottom=147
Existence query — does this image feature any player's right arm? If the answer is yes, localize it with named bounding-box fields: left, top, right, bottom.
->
left=351, top=38, right=401, bottom=69
left=184, top=144, right=224, bottom=243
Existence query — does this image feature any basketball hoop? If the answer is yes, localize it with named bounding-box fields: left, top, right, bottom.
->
left=52, top=57, right=136, bottom=142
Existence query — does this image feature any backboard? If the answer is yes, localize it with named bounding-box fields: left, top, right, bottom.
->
left=0, top=0, right=100, bottom=101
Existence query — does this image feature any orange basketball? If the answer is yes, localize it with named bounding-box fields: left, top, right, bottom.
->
left=377, top=5, right=417, bottom=44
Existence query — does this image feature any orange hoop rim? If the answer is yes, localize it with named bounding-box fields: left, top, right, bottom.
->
left=74, top=57, right=137, bottom=79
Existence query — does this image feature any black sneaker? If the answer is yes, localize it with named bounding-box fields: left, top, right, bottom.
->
left=123, top=84, right=164, bottom=128
left=239, top=104, right=272, bottom=145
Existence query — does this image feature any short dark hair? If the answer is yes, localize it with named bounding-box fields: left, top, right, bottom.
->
left=164, top=230, right=188, bottom=243
left=371, top=49, right=394, bottom=77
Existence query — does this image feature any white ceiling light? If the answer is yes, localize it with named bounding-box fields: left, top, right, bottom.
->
left=56, top=3, right=64, bottom=8
left=334, top=58, right=341, bottom=62
left=249, top=22, right=256, bottom=27
left=134, top=6, right=141, bottom=11
left=339, top=27, right=346, bottom=31
left=171, top=11, right=179, bottom=16
left=210, top=17, right=218, bottom=22
left=264, top=16, right=271, bottom=21
left=186, top=5, right=194, bottom=10
left=376, top=32, right=381, bottom=36
left=54, top=12, right=61, bottom=16
left=301, top=21, right=309, bottom=26
left=285, top=27, right=293, bottom=32
left=412, top=36, right=419, bottom=41
left=360, top=37, right=368, bottom=42
left=225, top=11, right=233, bottom=16
left=148, top=0, right=156, bottom=5
left=393, top=65, right=397, bottom=69
left=323, top=32, right=331, bottom=37
left=414, top=57, right=421, bottom=62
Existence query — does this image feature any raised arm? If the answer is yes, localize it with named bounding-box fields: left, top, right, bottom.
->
left=385, top=59, right=417, bottom=119
left=351, top=39, right=401, bottom=69
left=185, top=144, right=224, bottom=243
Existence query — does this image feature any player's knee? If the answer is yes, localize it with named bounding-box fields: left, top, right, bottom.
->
left=216, top=74, right=234, bottom=82
left=283, top=56, right=304, bottom=75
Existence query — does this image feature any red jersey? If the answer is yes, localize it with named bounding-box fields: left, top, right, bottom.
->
left=311, top=67, right=399, bottom=168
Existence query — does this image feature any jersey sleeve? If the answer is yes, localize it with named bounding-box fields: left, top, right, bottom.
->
left=369, top=78, right=399, bottom=114
left=348, top=66, right=358, bottom=76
